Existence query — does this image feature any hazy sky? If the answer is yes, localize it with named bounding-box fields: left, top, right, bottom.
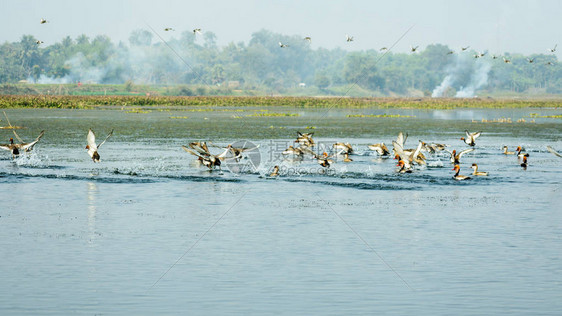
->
left=1, top=0, right=560, bottom=56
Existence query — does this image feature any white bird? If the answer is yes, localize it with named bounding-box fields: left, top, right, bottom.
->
left=491, top=54, right=499, bottom=59
left=368, top=143, right=391, bottom=156
left=36, top=40, right=44, bottom=45
left=295, top=131, right=315, bottom=147
left=503, top=57, right=511, bottom=63
left=346, top=35, right=354, bottom=42
left=279, top=42, right=289, bottom=48
left=393, top=140, right=426, bottom=168
left=304, top=37, right=312, bottom=43
left=549, top=44, right=557, bottom=53
left=461, top=130, right=481, bottom=147
left=193, top=28, right=202, bottom=35
left=546, top=61, right=555, bottom=66
left=182, top=146, right=222, bottom=170
left=446, top=148, right=474, bottom=164
left=527, top=58, right=535, bottom=63
left=380, top=47, right=388, bottom=52
left=410, top=45, right=419, bottom=52
left=86, top=128, right=113, bottom=163
left=40, top=18, right=48, bottom=24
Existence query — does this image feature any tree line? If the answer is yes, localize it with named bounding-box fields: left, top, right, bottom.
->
left=1, top=29, right=560, bottom=95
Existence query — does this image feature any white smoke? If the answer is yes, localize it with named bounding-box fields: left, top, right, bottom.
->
left=455, top=61, right=491, bottom=97
left=431, top=74, right=454, bottom=98
left=30, top=40, right=190, bottom=85
left=431, top=53, right=491, bottom=98
left=33, top=75, right=71, bottom=84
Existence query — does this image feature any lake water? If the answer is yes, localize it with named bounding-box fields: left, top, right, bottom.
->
left=1, top=106, right=561, bottom=315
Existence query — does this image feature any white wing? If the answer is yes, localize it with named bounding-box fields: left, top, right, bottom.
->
left=97, top=129, right=113, bottom=149
left=471, top=131, right=482, bottom=140
left=20, top=130, right=45, bottom=151
left=411, top=141, right=424, bottom=163
left=458, top=148, right=475, bottom=159
left=546, top=146, right=562, bottom=158
left=182, top=146, right=205, bottom=159
left=215, top=148, right=230, bottom=159
left=87, top=129, right=97, bottom=151
left=396, top=132, right=408, bottom=148
left=0, top=144, right=12, bottom=151
left=392, top=140, right=409, bottom=161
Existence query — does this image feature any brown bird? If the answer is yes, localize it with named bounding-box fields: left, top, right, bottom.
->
left=1, top=130, right=45, bottom=159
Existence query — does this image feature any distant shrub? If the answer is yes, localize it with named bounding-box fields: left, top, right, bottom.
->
left=178, top=86, right=194, bottom=96
left=196, top=87, right=207, bottom=96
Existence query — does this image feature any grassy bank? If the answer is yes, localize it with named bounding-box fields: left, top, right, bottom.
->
left=0, top=94, right=561, bottom=109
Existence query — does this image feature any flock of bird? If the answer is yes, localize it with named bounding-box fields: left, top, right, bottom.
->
left=34, top=18, right=557, bottom=67
left=266, top=130, right=561, bottom=181
left=2, top=123, right=562, bottom=181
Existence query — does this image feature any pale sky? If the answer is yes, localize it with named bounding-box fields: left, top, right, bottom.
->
left=1, top=0, right=560, bottom=57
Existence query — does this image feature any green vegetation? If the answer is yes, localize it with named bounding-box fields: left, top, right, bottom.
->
left=1, top=95, right=561, bottom=109
left=0, top=30, right=560, bottom=97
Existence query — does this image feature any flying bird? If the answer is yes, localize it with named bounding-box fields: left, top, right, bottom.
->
left=461, top=130, right=481, bottom=147
left=527, top=58, right=535, bottom=63
left=346, top=35, right=354, bottom=42
left=182, top=145, right=222, bottom=170
left=278, top=42, right=289, bottom=48
left=503, top=57, right=511, bottom=63
left=447, top=50, right=455, bottom=55
left=0, top=130, right=45, bottom=159
left=304, top=37, right=312, bottom=43
left=549, top=44, right=557, bottom=53
left=193, top=28, right=202, bottom=35
left=461, top=46, right=470, bottom=51
left=295, top=131, right=315, bottom=147
left=410, top=45, right=419, bottom=52
left=86, top=128, right=113, bottom=163
left=40, top=18, right=48, bottom=24
left=36, top=40, right=44, bottom=45
left=491, top=54, right=499, bottom=59
left=446, top=148, right=475, bottom=165
left=546, top=61, right=555, bottom=66
left=314, top=152, right=335, bottom=168
left=380, top=47, right=388, bottom=52
left=164, top=28, right=174, bottom=31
